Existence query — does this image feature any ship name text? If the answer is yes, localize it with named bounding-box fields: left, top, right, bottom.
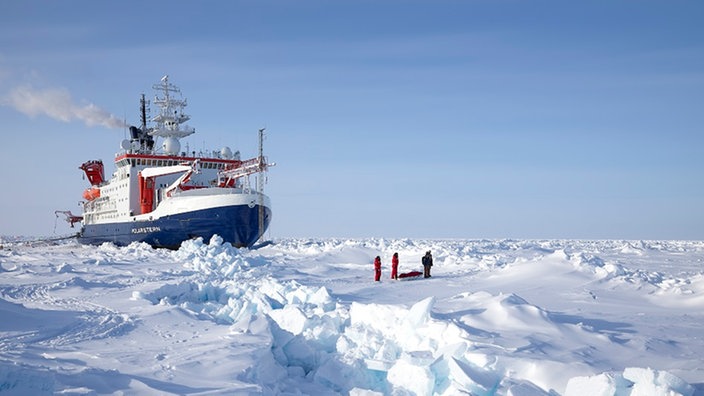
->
left=132, top=226, right=161, bottom=234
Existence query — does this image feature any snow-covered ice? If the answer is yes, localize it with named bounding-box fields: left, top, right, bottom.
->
left=0, top=236, right=702, bottom=395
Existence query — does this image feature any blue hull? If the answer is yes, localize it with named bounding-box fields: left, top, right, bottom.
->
left=78, top=204, right=271, bottom=249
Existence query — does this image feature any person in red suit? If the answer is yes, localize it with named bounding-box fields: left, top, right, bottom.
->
left=391, top=252, right=399, bottom=280
left=374, top=256, right=382, bottom=282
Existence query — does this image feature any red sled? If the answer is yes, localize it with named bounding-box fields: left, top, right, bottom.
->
left=398, top=271, right=423, bottom=280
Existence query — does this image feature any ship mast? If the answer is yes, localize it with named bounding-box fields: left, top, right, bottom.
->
left=149, top=75, right=195, bottom=139
left=258, top=128, right=266, bottom=240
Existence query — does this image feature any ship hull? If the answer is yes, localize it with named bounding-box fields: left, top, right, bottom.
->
left=79, top=199, right=271, bottom=249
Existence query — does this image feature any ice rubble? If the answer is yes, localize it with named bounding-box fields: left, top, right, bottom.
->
left=133, top=236, right=695, bottom=395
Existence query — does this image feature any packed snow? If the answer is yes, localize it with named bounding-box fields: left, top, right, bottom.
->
left=1, top=236, right=702, bottom=395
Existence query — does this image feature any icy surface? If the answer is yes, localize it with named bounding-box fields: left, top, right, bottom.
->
left=1, top=236, right=703, bottom=395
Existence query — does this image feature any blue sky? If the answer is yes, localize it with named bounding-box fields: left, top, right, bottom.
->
left=1, top=1, right=703, bottom=240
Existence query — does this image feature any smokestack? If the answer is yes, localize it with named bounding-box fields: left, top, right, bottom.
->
left=3, top=85, right=127, bottom=129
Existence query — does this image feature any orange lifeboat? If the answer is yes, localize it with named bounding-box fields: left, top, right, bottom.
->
left=82, top=187, right=101, bottom=201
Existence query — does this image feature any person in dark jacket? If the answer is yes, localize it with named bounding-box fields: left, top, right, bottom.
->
left=422, top=251, right=433, bottom=278
left=391, top=252, right=399, bottom=280
left=374, top=256, right=382, bottom=282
